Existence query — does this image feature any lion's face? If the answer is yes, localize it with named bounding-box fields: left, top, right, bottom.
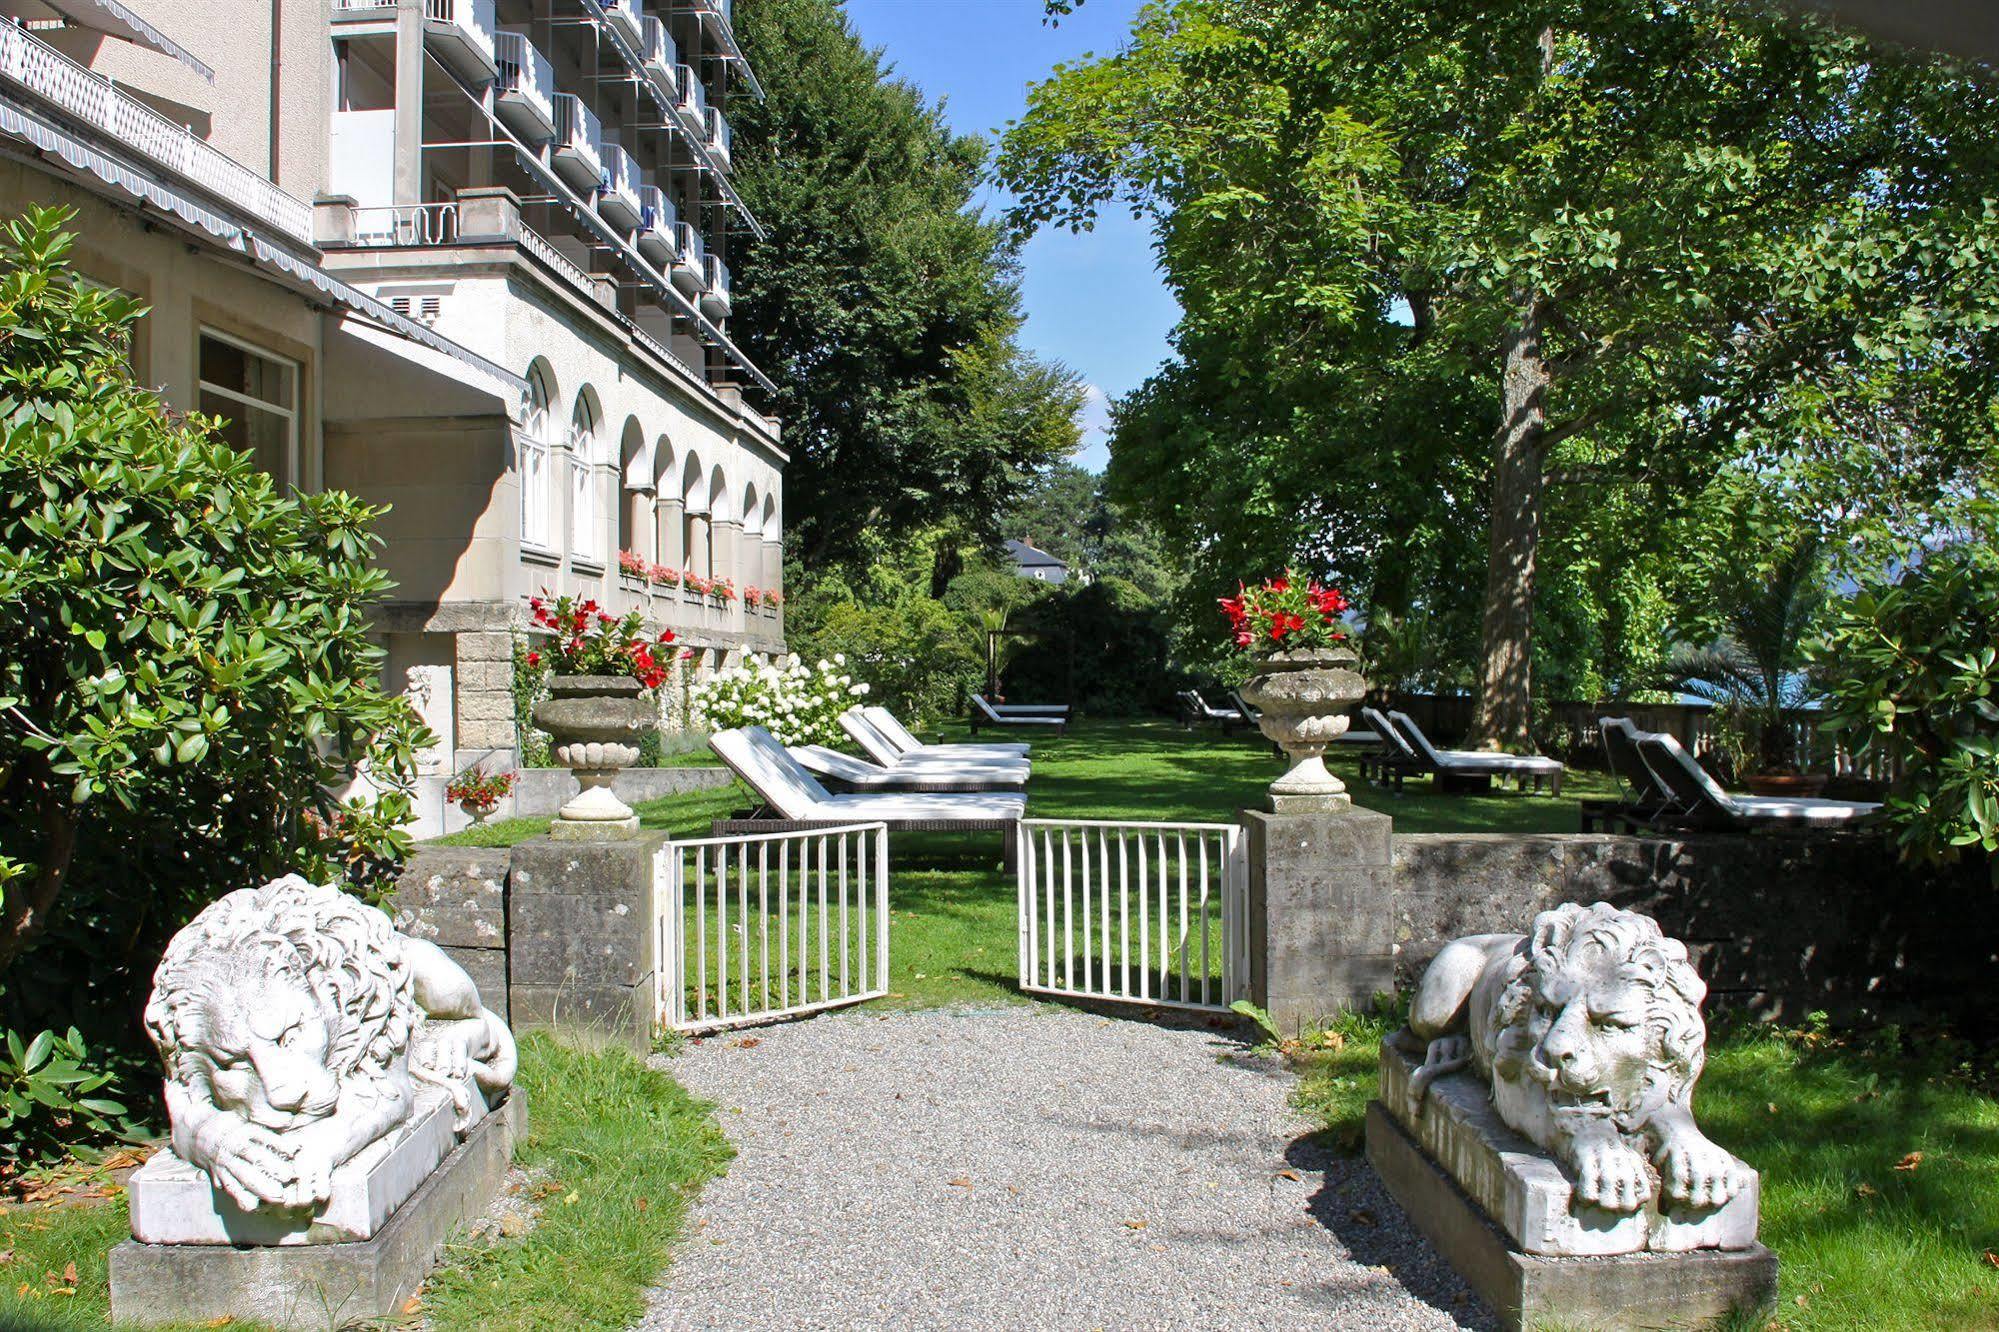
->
left=1518, top=946, right=1657, bottom=1117
left=185, top=968, right=343, bottom=1132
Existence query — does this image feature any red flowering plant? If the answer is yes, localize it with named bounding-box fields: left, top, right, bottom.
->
left=710, top=577, right=737, bottom=604
left=525, top=592, right=676, bottom=691
left=684, top=571, right=712, bottom=596
left=647, top=562, right=680, bottom=588
left=1219, top=571, right=1352, bottom=653
left=616, top=548, right=647, bottom=579
left=445, top=765, right=516, bottom=807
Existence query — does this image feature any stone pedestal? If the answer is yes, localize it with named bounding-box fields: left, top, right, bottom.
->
left=506, top=833, right=663, bottom=1049
left=1366, top=1102, right=1776, bottom=1331
left=1242, top=806, right=1394, bottom=1033
left=110, top=1093, right=525, bottom=1329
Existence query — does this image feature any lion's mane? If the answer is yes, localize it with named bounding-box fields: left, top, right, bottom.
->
left=144, top=875, right=416, bottom=1088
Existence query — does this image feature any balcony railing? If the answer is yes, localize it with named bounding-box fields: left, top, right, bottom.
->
left=493, top=32, right=555, bottom=142
left=550, top=93, right=605, bottom=194
left=0, top=21, right=313, bottom=244
left=598, top=140, right=642, bottom=229
left=635, top=185, right=677, bottom=267
left=705, top=106, right=731, bottom=166
left=676, top=0, right=732, bottom=34
left=670, top=219, right=705, bottom=294
left=351, top=202, right=461, bottom=247
left=672, top=62, right=707, bottom=126
left=701, top=253, right=730, bottom=317
left=640, top=16, right=677, bottom=87
left=602, top=0, right=645, bottom=47
left=423, top=0, right=498, bottom=82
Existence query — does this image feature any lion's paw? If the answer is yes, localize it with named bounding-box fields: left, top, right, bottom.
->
left=1406, top=1035, right=1472, bottom=1116
left=1573, top=1137, right=1653, bottom=1213
left=1656, top=1135, right=1750, bottom=1210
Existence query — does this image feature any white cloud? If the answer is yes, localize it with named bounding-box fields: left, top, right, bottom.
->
left=1071, top=383, right=1113, bottom=473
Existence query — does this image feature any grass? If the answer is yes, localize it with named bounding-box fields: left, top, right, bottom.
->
left=0, top=1194, right=133, bottom=1330
left=420, top=1032, right=732, bottom=1331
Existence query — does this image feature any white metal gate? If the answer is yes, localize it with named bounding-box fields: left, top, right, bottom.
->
left=655, top=822, right=890, bottom=1033
left=1016, top=819, right=1247, bottom=1014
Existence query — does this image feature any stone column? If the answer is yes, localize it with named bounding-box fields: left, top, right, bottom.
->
left=1243, top=806, right=1395, bottom=1034
left=392, top=2, right=425, bottom=207
left=453, top=630, right=517, bottom=760
left=655, top=495, right=684, bottom=572
left=626, top=488, right=655, bottom=563
left=762, top=538, right=782, bottom=596
left=507, top=833, right=663, bottom=1051
left=712, top=518, right=743, bottom=595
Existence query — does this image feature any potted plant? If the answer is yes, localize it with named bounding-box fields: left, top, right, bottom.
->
left=1666, top=536, right=1831, bottom=797
left=616, top=548, right=647, bottom=586
left=1223, top=572, right=1366, bottom=811
left=524, top=593, right=675, bottom=834
left=445, top=765, right=516, bottom=825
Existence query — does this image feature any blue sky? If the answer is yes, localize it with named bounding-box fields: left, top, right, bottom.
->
left=840, top=0, right=1179, bottom=471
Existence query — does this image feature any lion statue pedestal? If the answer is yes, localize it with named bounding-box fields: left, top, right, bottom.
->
left=109, top=876, right=525, bottom=1328
left=1366, top=902, right=1776, bottom=1331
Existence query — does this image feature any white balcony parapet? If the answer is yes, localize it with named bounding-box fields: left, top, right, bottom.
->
left=635, top=185, right=678, bottom=267
left=705, top=106, right=731, bottom=167
left=550, top=93, right=605, bottom=195
left=602, top=0, right=645, bottom=48
left=640, top=16, right=677, bottom=90
left=672, top=62, right=707, bottom=129
left=350, top=202, right=461, bottom=247
left=700, top=253, right=730, bottom=318
left=493, top=32, right=555, bottom=142
left=0, top=21, right=312, bottom=245
left=670, top=219, right=705, bottom=295
left=674, top=0, right=732, bottom=37
left=598, top=140, right=642, bottom=230
left=423, top=0, right=498, bottom=83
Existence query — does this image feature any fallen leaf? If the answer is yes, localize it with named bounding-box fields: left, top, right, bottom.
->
left=635, top=1197, right=650, bottom=1214
left=1794, top=1293, right=1810, bottom=1307
left=1855, top=1183, right=1878, bottom=1199
left=1894, top=1152, right=1924, bottom=1172
left=1349, top=1209, right=1377, bottom=1226
left=947, top=1177, right=972, bottom=1189
left=61, top=1262, right=75, bottom=1287
left=1983, top=1250, right=1999, bottom=1269
left=401, top=1296, right=423, bottom=1315
left=563, top=1191, right=580, bottom=1205
left=0, top=1249, right=11, bottom=1266
left=729, top=1037, right=761, bottom=1050
left=1123, top=1219, right=1147, bottom=1230
left=202, top=1318, right=235, bottom=1329
left=1766, top=1102, right=1779, bottom=1115
left=1276, top=1168, right=1302, bottom=1182
left=499, top=1214, right=528, bottom=1238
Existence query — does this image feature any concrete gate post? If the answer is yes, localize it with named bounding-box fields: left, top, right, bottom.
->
left=1242, top=806, right=1396, bottom=1035
left=506, top=832, right=664, bottom=1051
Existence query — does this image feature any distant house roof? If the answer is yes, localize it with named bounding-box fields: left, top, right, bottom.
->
left=1005, top=539, right=1069, bottom=584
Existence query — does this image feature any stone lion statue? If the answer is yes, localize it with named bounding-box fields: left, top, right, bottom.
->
left=1402, top=901, right=1750, bottom=1215
left=143, top=875, right=516, bottom=1213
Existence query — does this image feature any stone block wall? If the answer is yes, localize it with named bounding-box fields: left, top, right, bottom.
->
left=392, top=846, right=511, bottom=1021
left=1393, top=833, right=1999, bottom=1029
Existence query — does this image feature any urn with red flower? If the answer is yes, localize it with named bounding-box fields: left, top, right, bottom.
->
left=523, top=593, right=674, bottom=836
left=1223, top=572, right=1367, bottom=812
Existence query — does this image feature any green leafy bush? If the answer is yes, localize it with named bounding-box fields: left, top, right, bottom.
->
left=0, top=205, right=428, bottom=1045
left=1815, top=530, right=1999, bottom=864
left=0, top=1027, right=141, bottom=1175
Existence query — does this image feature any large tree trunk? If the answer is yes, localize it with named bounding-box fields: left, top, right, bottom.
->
left=0, top=792, right=79, bottom=975
left=1465, top=297, right=1551, bottom=752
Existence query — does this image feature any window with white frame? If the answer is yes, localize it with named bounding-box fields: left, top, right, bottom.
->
left=519, top=363, right=556, bottom=553
left=568, top=394, right=602, bottom=564
left=198, top=330, right=299, bottom=489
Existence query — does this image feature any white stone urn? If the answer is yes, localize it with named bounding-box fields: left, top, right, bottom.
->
left=1237, top=646, right=1367, bottom=812
left=531, top=674, right=655, bottom=836
left=458, top=796, right=498, bottom=826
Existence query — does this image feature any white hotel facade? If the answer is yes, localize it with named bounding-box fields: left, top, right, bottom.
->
left=0, top=0, right=785, bottom=812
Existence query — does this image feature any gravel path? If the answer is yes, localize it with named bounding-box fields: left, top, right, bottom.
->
left=642, top=1006, right=1487, bottom=1332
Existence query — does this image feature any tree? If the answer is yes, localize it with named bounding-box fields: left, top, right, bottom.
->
left=0, top=207, right=426, bottom=989
left=729, top=0, right=1084, bottom=572
left=999, top=0, right=1999, bottom=747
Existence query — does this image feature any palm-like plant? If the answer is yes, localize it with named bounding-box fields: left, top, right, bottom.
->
left=1665, top=535, right=1831, bottom=775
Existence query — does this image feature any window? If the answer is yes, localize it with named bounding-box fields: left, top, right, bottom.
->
left=519, top=363, right=556, bottom=553
left=568, top=394, right=602, bottom=564
left=199, top=330, right=299, bottom=489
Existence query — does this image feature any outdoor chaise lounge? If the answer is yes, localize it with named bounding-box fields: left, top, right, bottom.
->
left=972, top=694, right=1069, bottom=717
left=837, top=711, right=1032, bottom=782
left=709, top=728, right=1027, bottom=847
left=1635, top=732, right=1880, bottom=831
left=1579, top=716, right=1687, bottom=833
left=1385, top=709, right=1566, bottom=796
left=970, top=693, right=1068, bottom=735
left=1358, top=705, right=1425, bottom=788
left=1179, top=689, right=1247, bottom=734
left=791, top=744, right=1027, bottom=793
left=858, top=705, right=1031, bottom=761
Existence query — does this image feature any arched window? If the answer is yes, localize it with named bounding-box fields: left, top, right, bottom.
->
left=519, top=361, right=557, bottom=552
left=568, top=391, right=602, bottom=564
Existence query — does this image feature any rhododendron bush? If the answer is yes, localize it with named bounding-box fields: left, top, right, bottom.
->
left=690, top=654, right=871, bottom=746
left=1219, top=571, right=1352, bottom=652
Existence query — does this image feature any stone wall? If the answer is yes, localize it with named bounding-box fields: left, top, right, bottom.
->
left=392, top=846, right=511, bottom=1021
left=1393, top=833, right=1999, bottom=1029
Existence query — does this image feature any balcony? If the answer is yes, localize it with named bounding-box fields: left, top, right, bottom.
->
left=423, top=0, right=498, bottom=83
left=598, top=140, right=642, bottom=230
left=700, top=253, right=730, bottom=319
left=0, top=21, right=312, bottom=244
left=676, top=0, right=733, bottom=37
left=601, top=0, right=645, bottom=48
left=550, top=94, right=605, bottom=195
left=672, top=62, right=707, bottom=131
left=635, top=186, right=678, bottom=268
left=670, top=220, right=705, bottom=294
left=493, top=32, right=555, bottom=142
left=640, top=16, right=678, bottom=91
left=705, top=106, right=731, bottom=168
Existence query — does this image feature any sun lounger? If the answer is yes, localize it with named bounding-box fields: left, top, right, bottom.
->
left=1579, top=717, right=1687, bottom=833
left=709, top=728, right=1026, bottom=847
left=970, top=694, right=1067, bottom=735
left=1180, top=689, right=1247, bottom=734
left=973, top=694, right=1069, bottom=717
left=1635, top=732, right=1879, bottom=831
left=1359, top=706, right=1426, bottom=789
left=1386, top=710, right=1566, bottom=796
left=792, top=744, right=1026, bottom=793
left=837, top=711, right=1031, bottom=779
left=858, top=706, right=1031, bottom=761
